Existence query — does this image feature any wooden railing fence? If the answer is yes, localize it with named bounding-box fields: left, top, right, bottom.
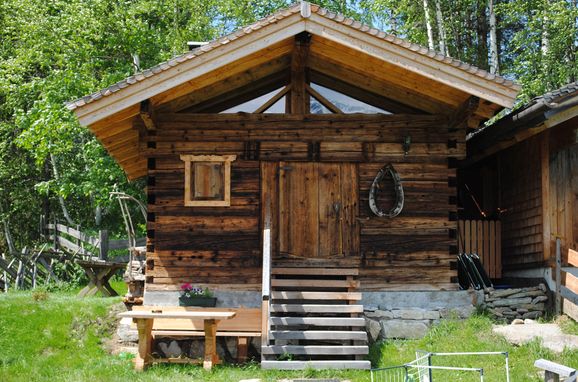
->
left=458, top=220, right=502, bottom=279
left=44, top=221, right=145, bottom=261
left=556, top=238, right=578, bottom=320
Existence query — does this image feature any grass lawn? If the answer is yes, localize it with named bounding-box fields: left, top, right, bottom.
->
left=0, top=288, right=577, bottom=382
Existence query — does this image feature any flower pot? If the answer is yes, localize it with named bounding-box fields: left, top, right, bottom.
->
left=178, top=296, right=217, bottom=307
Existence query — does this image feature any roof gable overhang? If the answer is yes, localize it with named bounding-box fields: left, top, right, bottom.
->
left=68, top=2, right=519, bottom=127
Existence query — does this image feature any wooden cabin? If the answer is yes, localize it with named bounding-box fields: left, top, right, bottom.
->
left=463, top=81, right=578, bottom=319
left=67, top=2, right=519, bottom=369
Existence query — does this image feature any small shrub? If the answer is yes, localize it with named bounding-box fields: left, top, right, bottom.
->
left=32, top=289, right=49, bottom=302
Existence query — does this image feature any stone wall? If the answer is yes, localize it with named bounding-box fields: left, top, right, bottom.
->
left=483, top=285, right=549, bottom=322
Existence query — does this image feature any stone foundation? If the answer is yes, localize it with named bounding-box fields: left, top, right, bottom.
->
left=483, top=285, right=549, bottom=322
left=362, top=290, right=481, bottom=341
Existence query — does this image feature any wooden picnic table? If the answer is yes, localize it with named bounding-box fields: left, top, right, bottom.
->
left=77, top=260, right=125, bottom=297
left=118, top=310, right=237, bottom=371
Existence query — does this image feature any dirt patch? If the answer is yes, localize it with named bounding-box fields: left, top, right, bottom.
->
left=493, top=320, right=578, bottom=353
left=101, top=302, right=138, bottom=356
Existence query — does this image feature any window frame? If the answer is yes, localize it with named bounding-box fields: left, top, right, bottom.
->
left=180, top=154, right=236, bottom=207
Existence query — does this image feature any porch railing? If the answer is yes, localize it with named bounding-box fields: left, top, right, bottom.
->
left=458, top=219, right=502, bottom=279
left=556, top=238, right=578, bottom=318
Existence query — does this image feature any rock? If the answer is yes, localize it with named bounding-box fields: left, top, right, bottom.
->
left=517, top=309, right=529, bottom=314
left=392, top=309, right=435, bottom=320
left=517, top=303, right=545, bottom=311
left=492, top=297, right=532, bottom=307
left=489, top=288, right=522, bottom=298
left=116, top=317, right=139, bottom=342
left=489, top=308, right=504, bottom=318
left=423, top=310, right=441, bottom=320
left=522, top=311, right=543, bottom=319
left=366, top=310, right=394, bottom=319
left=158, top=340, right=182, bottom=358
left=532, top=295, right=548, bottom=304
left=524, top=319, right=537, bottom=324
left=366, top=319, right=382, bottom=342
left=539, top=283, right=547, bottom=292
left=439, top=306, right=475, bottom=319
left=508, top=290, right=545, bottom=299
left=381, top=320, right=429, bottom=339
left=511, top=319, right=524, bottom=325
left=364, top=304, right=379, bottom=312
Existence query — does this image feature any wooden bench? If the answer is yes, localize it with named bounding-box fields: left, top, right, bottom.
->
left=132, top=306, right=261, bottom=363
left=534, top=359, right=576, bottom=382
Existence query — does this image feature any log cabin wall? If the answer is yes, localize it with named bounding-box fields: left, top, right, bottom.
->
left=142, top=113, right=464, bottom=292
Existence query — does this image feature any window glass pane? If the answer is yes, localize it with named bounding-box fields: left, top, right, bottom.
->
left=310, top=83, right=391, bottom=114
left=310, top=96, right=332, bottom=114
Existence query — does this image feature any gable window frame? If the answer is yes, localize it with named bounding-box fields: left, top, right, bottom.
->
left=180, top=154, right=236, bottom=207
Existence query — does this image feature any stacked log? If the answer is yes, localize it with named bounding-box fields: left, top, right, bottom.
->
left=484, top=284, right=549, bottom=322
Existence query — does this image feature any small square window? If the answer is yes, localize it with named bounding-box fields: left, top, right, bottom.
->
left=180, top=155, right=236, bottom=207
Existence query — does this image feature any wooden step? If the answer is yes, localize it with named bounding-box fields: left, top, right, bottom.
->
left=271, top=291, right=362, bottom=300
left=262, top=345, right=368, bottom=355
left=270, top=304, right=363, bottom=313
left=271, top=279, right=359, bottom=288
left=272, top=267, right=359, bottom=276
left=270, top=317, right=366, bottom=326
left=261, top=360, right=371, bottom=370
left=270, top=330, right=368, bottom=341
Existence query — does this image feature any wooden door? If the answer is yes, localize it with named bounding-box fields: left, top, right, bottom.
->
left=262, top=162, right=359, bottom=259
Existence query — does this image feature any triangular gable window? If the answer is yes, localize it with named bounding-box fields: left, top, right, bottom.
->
left=222, top=88, right=286, bottom=113
left=309, top=84, right=391, bottom=114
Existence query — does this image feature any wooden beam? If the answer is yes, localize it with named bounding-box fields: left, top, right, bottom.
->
left=255, top=85, right=291, bottom=114
left=140, top=100, right=156, bottom=130
left=289, top=32, right=311, bottom=114
left=308, top=54, right=450, bottom=115
left=182, top=70, right=290, bottom=113
left=305, top=83, right=342, bottom=114
left=448, top=96, right=480, bottom=130
left=541, top=130, right=551, bottom=263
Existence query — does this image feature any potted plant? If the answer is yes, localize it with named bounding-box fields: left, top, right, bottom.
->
left=179, top=283, right=217, bottom=307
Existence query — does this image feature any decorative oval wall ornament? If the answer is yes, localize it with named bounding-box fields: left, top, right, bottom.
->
left=369, top=164, right=404, bottom=218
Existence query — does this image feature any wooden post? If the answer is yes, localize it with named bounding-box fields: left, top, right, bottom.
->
left=99, top=230, right=109, bottom=260
left=2, top=253, right=8, bottom=292
left=134, top=318, right=153, bottom=371
left=289, top=32, right=310, bottom=114
left=541, top=132, right=551, bottom=263
left=261, top=194, right=272, bottom=353
left=556, top=238, right=562, bottom=315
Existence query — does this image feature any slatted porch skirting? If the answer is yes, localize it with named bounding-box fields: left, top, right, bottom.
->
left=458, top=220, right=502, bottom=279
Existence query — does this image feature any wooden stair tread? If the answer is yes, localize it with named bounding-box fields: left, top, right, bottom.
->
left=270, top=317, right=366, bottom=326
left=271, top=291, right=362, bottom=300
left=271, top=279, right=359, bottom=288
left=270, top=330, right=367, bottom=340
left=262, top=345, right=368, bottom=355
left=272, top=267, right=359, bottom=276
left=270, top=304, right=363, bottom=313
left=261, top=360, right=371, bottom=370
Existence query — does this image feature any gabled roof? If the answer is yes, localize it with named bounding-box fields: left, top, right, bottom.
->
left=67, top=2, right=519, bottom=125
left=467, top=80, right=578, bottom=162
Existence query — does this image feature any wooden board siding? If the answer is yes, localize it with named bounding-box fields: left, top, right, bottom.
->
left=499, top=136, right=544, bottom=270
left=145, top=113, right=463, bottom=291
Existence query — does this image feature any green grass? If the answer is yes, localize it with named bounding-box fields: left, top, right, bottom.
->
left=1, top=289, right=577, bottom=381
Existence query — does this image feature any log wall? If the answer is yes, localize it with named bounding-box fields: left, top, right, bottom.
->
left=143, top=114, right=464, bottom=292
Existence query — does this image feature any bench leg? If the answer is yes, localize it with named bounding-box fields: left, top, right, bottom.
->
left=134, top=318, right=153, bottom=371
left=236, top=337, right=248, bottom=363
left=544, top=371, right=560, bottom=382
left=203, top=319, right=220, bottom=371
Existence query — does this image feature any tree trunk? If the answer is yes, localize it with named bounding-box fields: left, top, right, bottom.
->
left=478, top=0, right=489, bottom=70
left=434, top=0, right=449, bottom=55
left=49, top=154, right=75, bottom=227
left=489, top=0, right=499, bottom=74
left=422, top=0, right=435, bottom=50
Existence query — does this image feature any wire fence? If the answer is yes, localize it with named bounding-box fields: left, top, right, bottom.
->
left=371, top=351, right=509, bottom=382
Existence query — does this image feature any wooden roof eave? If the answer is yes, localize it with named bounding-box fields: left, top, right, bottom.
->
left=72, top=16, right=306, bottom=127
left=304, top=13, right=519, bottom=109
